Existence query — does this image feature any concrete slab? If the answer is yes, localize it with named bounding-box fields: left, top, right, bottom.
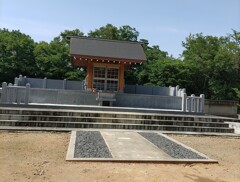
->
left=101, top=131, right=172, bottom=160
left=66, top=130, right=218, bottom=163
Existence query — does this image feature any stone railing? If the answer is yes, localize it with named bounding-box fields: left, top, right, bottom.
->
left=14, top=75, right=83, bottom=90
left=14, top=75, right=185, bottom=96
left=174, top=85, right=205, bottom=113
left=0, top=82, right=30, bottom=104
left=0, top=81, right=205, bottom=113
left=182, top=93, right=205, bottom=113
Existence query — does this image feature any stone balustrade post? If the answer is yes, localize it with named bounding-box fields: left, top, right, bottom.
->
left=63, top=79, right=67, bottom=90
left=191, top=94, right=195, bottom=112
left=8, top=83, right=13, bottom=104
left=14, top=77, right=19, bottom=86
left=23, top=76, right=27, bottom=85
left=43, top=77, right=47, bottom=88
left=12, top=86, right=17, bottom=103
left=196, top=98, right=200, bottom=112
left=175, top=85, right=179, bottom=96
left=1, top=82, right=7, bottom=103
left=182, top=93, right=187, bottom=112
left=200, top=94, right=205, bottom=113
left=19, top=75, right=23, bottom=82
left=186, top=97, right=190, bottom=112
left=25, top=83, right=30, bottom=104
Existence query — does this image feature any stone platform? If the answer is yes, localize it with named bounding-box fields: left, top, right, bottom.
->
left=66, top=130, right=217, bottom=163
left=0, top=104, right=238, bottom=134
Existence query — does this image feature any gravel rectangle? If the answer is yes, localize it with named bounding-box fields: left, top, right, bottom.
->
left=74, top=131, right=112, bottom=158
left=138, top=132, right=206, bottom=159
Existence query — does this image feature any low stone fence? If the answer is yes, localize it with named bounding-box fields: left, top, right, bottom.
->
left=0, top=83, right=30, bottom=104
left=115, top=93, right=182, bottom=110
left=30, top=89, right=97, bottom=105
left=205, top=100, right=238, bottom=118
left=0, top=82, right=97, bottom=105
left=15, top=75, right=83, bottom=90
left=124, top=85, right=178, bottom=96
left=0, top=82, right=205, bottom=113
left=15, top=75, right=184, bottom=96
left=182, top=94, right=205, bottom=113
left=1, top=81, right=238, bottom=117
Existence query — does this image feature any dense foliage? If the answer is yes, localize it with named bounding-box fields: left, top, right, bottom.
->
left=0, top=29, right=36, bottom=83
left=0, top=25, right=239, bottom=104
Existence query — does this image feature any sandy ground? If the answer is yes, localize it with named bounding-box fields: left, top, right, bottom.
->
left=0, top=131, right=239, bottom=182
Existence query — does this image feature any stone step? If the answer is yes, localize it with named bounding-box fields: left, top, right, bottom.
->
left=0, top=126, right=239, bottom=137
left=0, top=109, right=236, bottom=123
left=0, top=105, right=237, bottom=134
left=0, top=104, right=192, bottom=115
left=0, top=120, right=234, bottom=133
left=0, top=115, right=230, bottom=128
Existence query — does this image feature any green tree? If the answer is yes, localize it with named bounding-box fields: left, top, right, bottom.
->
left=88, top=24, right=119, bottom=40
left=88, top=24, right=139, bottom=42
left=34, top=29, right=86, bottom=80
left=117, top=25, right=139, bottom=41
left=0, top=28, right=37, bottom=84
left=131, top=40, right=171, bottom=86
left=182, top=31, right=240, bottom=100
left=136, top=57, right=191, bottom=87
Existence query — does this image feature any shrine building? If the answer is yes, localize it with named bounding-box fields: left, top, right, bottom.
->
left=69, top=36, right=147, bottom=93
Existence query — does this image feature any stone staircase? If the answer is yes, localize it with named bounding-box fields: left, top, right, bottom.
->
left=0, top=104, right=238, bottom=133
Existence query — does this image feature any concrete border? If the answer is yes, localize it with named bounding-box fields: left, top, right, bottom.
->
left=66, top=130, right=77, bottom=160
left=66, top=158, right=218, bottom=163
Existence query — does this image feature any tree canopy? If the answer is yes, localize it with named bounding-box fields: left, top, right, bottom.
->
left=0, top=25, right=239, bottom=103
left=34, top=29, right=85, bottom=80
left=0, top=28, right=36, bottom=83
left=88, top=24, right=139, bottom=41
left=182, top=32, right=240, bottom=100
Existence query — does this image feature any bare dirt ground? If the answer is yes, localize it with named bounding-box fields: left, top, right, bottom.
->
left=0, top=131, right=239, bottom=182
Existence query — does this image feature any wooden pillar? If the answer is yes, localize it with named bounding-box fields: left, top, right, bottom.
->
left=87, top=61, right=93, bottom=90
left=119, top=63, right=125, bottom=92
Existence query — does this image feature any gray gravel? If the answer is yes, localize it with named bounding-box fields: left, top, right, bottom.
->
left=74, top=131, right=112, bottom=158
left=138, top=132, right=206, bottom=159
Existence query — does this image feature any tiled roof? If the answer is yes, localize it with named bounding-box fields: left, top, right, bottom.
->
left=69, top=36, right=147, bottom=62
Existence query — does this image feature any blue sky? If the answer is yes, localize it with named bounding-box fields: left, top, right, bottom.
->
left=0, top=0, right=239, bottom=58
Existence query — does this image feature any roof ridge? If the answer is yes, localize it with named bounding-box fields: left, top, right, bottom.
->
left=67, top=36, right=146, bottom=45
